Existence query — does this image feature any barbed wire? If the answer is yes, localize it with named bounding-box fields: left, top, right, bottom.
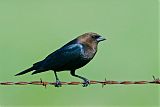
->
left=0, top=76, right=160, bottom=88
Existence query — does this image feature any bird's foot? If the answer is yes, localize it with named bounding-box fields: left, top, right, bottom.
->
left=54, top=80, right=62, bottom=87
left=82, top=79, right=90, bottom=87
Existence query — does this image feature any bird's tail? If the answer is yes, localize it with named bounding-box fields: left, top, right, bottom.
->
left=15, top=67, right=34, bottom=76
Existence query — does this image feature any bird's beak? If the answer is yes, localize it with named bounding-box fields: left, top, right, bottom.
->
left=97, top=36, right=106, bottom=42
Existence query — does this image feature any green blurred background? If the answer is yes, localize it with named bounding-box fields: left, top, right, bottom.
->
left=0, top=0, right=159, bottom=107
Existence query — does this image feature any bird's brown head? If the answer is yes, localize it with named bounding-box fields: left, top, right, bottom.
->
left=77, top=32, right=106, bottom=46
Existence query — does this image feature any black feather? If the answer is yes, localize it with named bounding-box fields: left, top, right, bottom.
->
left=15, top=67, right=34, bottom=76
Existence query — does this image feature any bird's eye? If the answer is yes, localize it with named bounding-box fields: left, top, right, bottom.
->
left=91, top=36, right=95, bottom=39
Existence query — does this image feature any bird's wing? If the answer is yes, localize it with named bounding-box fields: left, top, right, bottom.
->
left=35, top=43, right=84, bottom=70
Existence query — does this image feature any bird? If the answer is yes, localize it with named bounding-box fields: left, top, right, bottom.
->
left=15, top=32, right=106, bottom=87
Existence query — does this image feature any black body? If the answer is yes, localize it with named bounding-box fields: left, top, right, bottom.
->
left=15, top=32, right=106, bottom=87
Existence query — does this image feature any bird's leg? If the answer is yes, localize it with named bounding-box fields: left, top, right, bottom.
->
left=54, top=71, right=62, bottom=87
left=70, top=70, right=90, bottom=87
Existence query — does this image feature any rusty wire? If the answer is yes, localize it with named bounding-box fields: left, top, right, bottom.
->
left=0, top=76, right=160, bottom=88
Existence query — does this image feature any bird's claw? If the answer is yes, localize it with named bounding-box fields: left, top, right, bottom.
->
left=82, top=79, right=90, bottom=87
left=54, top=80, right=62, bottom=87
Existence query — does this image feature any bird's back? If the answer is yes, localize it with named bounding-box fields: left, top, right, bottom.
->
left=32, top=39, right=95, bottom=73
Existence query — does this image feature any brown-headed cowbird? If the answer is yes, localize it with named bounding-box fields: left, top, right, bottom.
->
left=15, top=32, right=106, bottom=87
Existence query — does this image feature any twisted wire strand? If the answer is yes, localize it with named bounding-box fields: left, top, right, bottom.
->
left=0, top=76, right=159, bottom=88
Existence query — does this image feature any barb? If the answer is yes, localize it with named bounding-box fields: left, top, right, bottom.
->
left=0, top=76, right=160, bottom=88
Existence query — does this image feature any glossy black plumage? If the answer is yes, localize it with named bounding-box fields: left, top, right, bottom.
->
left=15, top=32, right=106, bottom=87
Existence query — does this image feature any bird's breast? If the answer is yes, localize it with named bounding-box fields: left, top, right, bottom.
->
left=82, top=47, right=97, bottom=60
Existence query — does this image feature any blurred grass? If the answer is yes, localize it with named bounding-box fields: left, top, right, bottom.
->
left=0, top=0, right=159, bottom=107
